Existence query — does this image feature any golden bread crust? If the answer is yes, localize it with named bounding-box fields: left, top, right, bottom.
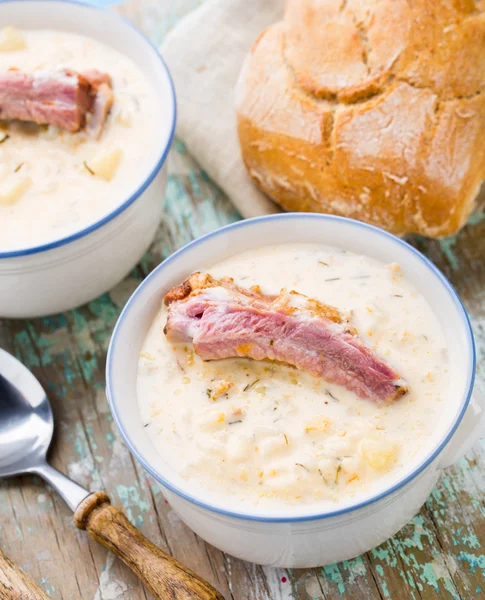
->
left=236, top=0, right=485, bottom=237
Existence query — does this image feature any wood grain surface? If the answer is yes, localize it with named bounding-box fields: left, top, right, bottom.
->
left=1, top=2, right=485, bottom=599
left=73, top=492, right=224, bottom=599
left=0, top=548, right=50, bottom=600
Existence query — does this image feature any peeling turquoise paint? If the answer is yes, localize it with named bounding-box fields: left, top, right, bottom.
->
left=115, top=483, right=151, bottom=528
left=440, top=475, right=458, bottom=502
left=439, top=236, right=459, bottom=271
left=174, top=139, right=187, bottom=154
left=401, top=515, right=433, bottom=551
left=463, top=531, right=481, bottom=550
left=420, top=562, right=441, bottom=593
left=342, top=556, right=366, bottom=579
left=149, top=478, right=164, bottom=496
left=13, top=330, right=40, bottom=367
left=74, top=423, right=90, bottom=460
left=428, top=484, right=448, bottom=509
left=40, top=578, right=55, bottom=597
left=468, top=211, right=485, bottom=226
left=437, top=210, right=485, bottom=272
left=86, top=294, right=120, bottom=326
left=457, top=552, right=485, bottom=576
left=374, top=565, right=390, bottom=597
left=188, top=171, right=201, bottom=195
left=321, top=564, right=345, bottom=595
left=371, top=545, right=398, bottom=568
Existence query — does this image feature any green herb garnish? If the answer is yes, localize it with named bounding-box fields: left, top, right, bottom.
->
left=335, top=464, right=342, bottom=484
left=83, top=161, right=95, bottom=175
left=0, top=134, right=10, bottom=144
left=325, top=389, right=340, bottom=402
left=243, top=378, right=260, bottom=392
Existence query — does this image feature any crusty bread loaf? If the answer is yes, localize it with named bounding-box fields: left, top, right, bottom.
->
left=236, top=0, right=485, bottom=237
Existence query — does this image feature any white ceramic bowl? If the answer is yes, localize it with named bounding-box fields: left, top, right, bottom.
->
left=0, top=0, right=176, bottom=318
left=107, top=214, right=484, bottom=568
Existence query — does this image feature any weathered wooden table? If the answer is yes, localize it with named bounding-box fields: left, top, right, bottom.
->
left=1, top=2, right=485, bottom=598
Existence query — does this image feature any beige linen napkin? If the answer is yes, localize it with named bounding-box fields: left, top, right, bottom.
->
left=161, top=0, right=282, bottom=218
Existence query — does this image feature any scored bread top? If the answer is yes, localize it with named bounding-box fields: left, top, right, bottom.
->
left=236, top=0, right=485, bottom=237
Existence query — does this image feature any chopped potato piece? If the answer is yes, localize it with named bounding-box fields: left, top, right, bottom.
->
left=317, top=457, right=340, bottom=482
left=259, top=434, right=289, bottom=457
left=359, top=438, right=398, bottom=471
left=210, top=379, right=233, bottom=400
left=197, top=410, right=226, bottom=431
left=88, top=148, right=122, bottom=181
left=0, top=27, right=26, bottom=52
left=341, top=456, right=361, bottom=475
left=226, top=436, right=250, bottom=462
left=195, top=434, right=224, bottom=455
left=115, top=108, right=132, bottom=127
left=0, top=175, right=31, bottom=205
left=305, top=416, right=332, bottom=434
left=388, top=263, right=401, bottom=273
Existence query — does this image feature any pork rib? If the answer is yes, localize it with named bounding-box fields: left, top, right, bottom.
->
left=0, top=69, right=113, bottom=136
left=164, top=273, right=407, bottom=403
left=83, top=70, right=114, bottom=139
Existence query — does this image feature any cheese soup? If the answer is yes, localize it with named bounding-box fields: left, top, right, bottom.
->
left=137, top=244, right=449, bottom=510
left=0, top=27, right=160, bottom=251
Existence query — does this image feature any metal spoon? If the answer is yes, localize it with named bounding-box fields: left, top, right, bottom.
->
left=0, top=348, right=223, bottom=600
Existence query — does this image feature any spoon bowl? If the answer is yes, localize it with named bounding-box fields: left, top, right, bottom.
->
left=0, top=349, right=53, bottom=476
left=0, top=348, right=88, bottom=509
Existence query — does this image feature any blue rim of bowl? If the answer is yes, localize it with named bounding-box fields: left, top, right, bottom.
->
left=106, top=213, right=476, bottom=523
left=0, top=0, right=176, bottom=259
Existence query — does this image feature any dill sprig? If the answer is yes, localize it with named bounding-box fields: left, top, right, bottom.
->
left=243, top=378, right=260, bottom=392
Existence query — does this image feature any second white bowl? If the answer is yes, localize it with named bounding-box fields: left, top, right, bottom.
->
left=0, top=0, right=176, bottom=318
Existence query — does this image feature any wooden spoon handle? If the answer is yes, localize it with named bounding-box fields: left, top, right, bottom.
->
left=74, top=492, right=224, bottom=600
left=0, top=547, right=50, bottom=600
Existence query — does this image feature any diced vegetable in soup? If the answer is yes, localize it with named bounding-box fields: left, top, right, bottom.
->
left=0, top=28, right=160, bottom=251
left=137, top=244, right=450, bottom=510
left=0, top=27, right=26, bottom=52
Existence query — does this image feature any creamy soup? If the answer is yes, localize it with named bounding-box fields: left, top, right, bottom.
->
left=137, top=244, right=449, bottom=510
left=0, top=28, right=161, bottom=251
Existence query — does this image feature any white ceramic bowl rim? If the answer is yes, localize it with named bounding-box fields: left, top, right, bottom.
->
left=0, top=0, right=176, bottom=259
left=106, top=214, right=476, bottom=523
